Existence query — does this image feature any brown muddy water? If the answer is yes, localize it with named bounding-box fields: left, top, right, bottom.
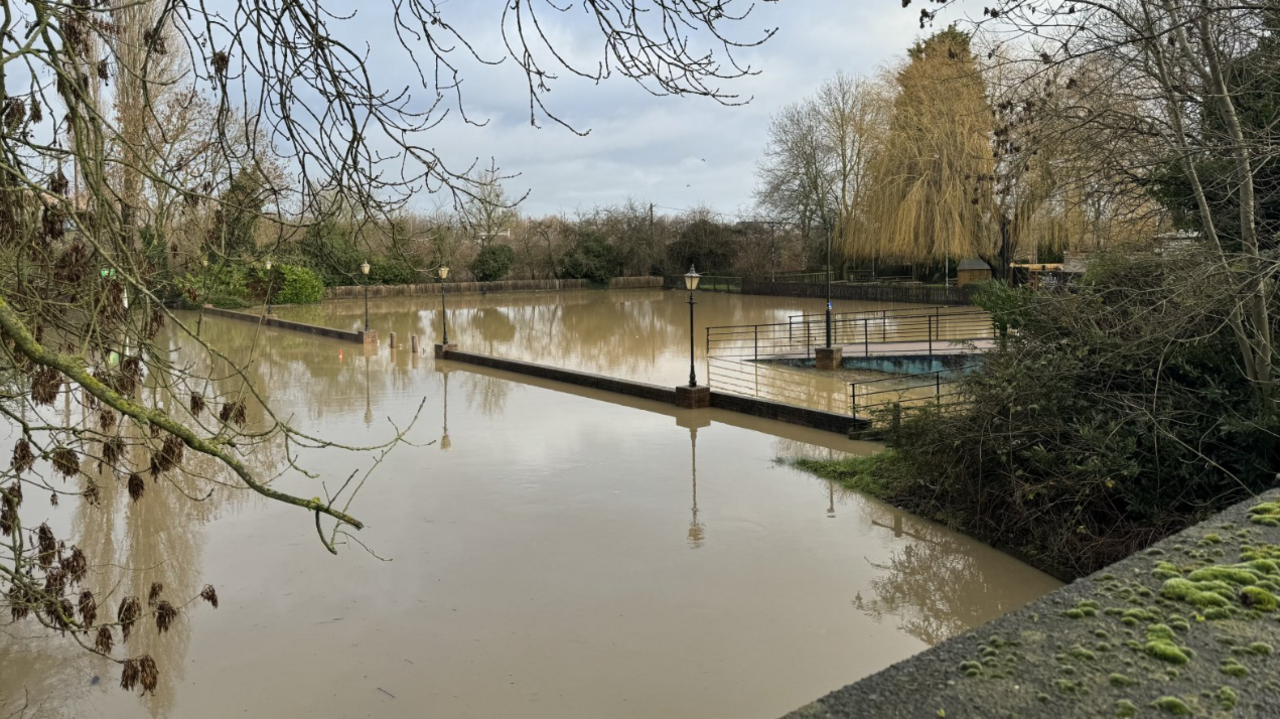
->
left=0, top=290, right=1058, bottom=719
left=272, top=289, right=982, bottom=412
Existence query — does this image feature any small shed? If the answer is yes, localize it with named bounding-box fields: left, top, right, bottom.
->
left=956, top=258, right=992, bottom=286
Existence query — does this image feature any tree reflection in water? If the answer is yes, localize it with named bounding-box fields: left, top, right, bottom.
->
left=852, top=505, right=1033, bottom=647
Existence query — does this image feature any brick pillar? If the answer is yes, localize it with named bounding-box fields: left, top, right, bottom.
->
left=815, top=346, right=843, bottom=370
left=433, top=343, right=457, bottom=359
left=360, top=330, right=379, bottom=353
left=674, top=385, right=711, bottom=409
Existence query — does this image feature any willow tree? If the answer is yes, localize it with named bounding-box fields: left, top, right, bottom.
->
left=862, top=28, right=997, bottom=266
left=0, top=0, right=774, bottom=696
left=756, top=72, right=892, bottom=267
left=930, top=0, right=1279, bottom=403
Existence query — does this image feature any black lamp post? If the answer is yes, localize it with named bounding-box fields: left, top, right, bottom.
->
left=264, top=258, right=274, bottom=317
left=439, top=265, right=451, bottom=345
left=684, top=265, right=701, bottom=388
left=826, top=223, right=833, bottom=348
left=360, top=260, right=371, bottom=331
left=197, top=257, right=209, bottom=338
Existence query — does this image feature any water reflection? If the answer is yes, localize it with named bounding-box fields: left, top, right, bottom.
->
left=852, top=503, right=1045, bottom=647
left=2, top=302, right=1060, bottom=719
left=439, top=366, right=452, bottom=451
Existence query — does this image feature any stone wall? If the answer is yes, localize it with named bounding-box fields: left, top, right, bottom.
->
left=198, top=306, right=368, bottom=344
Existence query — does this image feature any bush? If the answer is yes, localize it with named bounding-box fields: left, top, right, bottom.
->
left=469, top=243, right=516, bottom=282
left=810, top=250, right=1280, bottom=579
left=175, top=264, right=250, bottom=309
left=270, top=264, right=325, bottom=305
left=559, top=230, right=619, bottom=285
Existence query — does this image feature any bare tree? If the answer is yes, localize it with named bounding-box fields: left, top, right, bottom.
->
left=0, top=0, right=776, bottom=693
left=927, top=0, right=1278, bottom=401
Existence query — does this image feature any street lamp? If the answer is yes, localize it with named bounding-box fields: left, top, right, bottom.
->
left=264, top=258, right=274, bottom=317
left=826, top=222, right=833, bottom=348
left=438, top=265, right=450, bottom=345
left=360, top=260, right=371, bottom=332
left=197, top=257, right=209, bottom=338
left=684, top=265, right=701, bottom=388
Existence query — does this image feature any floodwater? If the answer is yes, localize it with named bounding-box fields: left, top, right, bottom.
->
left=0, top=291, right=1058, bottom=719
left=272, top=289, right=983, bottom=412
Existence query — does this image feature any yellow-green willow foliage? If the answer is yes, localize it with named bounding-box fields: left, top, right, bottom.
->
left=859, top=28, right=996, bottom=263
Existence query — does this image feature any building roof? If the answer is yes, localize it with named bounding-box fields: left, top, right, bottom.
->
left=957, top=258, right=991, bottom=271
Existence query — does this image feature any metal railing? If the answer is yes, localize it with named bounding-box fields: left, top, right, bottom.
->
left=663, top=275, right=741, bottom=292
left=849, top=369, right=971, bottom=420
left=706, top=308, right=995, bottom=361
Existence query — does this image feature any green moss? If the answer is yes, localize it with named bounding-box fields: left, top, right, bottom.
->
left=1065, top=608, right=1087, bottom=619
left=1036, top=693, right=1050, bottom=703
left=1248, top=641, right=1274, bottom=656
left=1220, top=658, right=1250, bottom=677
left=1150, top=696, right=1192, bottom=715
left=1217, top=685, right=1239, bottom=710
left=1187, top=565, right=1261, bottom=585
left=1160, top=578, right=1232, bottom=608
left=1114, top=699, right=1138, bottom=718
left=1145, top=641, right=1191, bottom=664
left=1247, top=502, right=1280, bottom=527
left=1205, top=607, right=1232, bottom=620
left=1240, top=585, right=1278, bottom=611
left=1068, top=645, right=1097, bottom=661
left=1054, top=678, right=1081, bottom=694
left=1200, top=533, right=1224, bottom=545
left=1108, top=673, right=1139, bottom=687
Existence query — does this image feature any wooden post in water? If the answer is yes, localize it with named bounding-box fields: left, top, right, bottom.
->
left=410, top=335, right=419, bottom=354
left=389, top=331, right=397, bottom=349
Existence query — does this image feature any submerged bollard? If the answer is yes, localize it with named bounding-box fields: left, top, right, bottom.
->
left=410, top=335, right=419, bottom=353
left=389, top=331, right=397, bottom=348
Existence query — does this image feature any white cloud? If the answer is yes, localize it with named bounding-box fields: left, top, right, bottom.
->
left=351, top=1, right=930, bottom=217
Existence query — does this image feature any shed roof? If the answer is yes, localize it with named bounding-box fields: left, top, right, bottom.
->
left=957, top=258, right=991, bottom=271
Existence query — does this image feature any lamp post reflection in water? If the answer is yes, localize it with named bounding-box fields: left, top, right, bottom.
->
left=440, top=367, right=452, bottom=450
left=363, top=353, right=373, bottom=427
left=687, top=426, right=704, bottom=549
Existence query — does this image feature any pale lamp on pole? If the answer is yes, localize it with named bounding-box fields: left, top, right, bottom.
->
left=438, top=265, right=451, bottom=345
left=684, top=265, right=701, bottom=388
left=360, top=260, right=371, bottom=332
left=264, top=259, right=274, bottom=316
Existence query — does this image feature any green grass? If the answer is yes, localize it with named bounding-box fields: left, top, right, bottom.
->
left=790, top=452, right=897, bottom=497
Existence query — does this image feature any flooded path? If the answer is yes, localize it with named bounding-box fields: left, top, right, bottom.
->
left=272, top=289, right=980, bottom=412
left=0, top=294, right=1057, bottom=719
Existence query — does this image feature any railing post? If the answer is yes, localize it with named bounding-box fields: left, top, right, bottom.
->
left=936, top=372, right=941, bottom=406
left=754, top=325, right=758, bottom=362
left=850, top=383, right=857, bottom=416
left=864, top=318, right=870, bottom=357
left=928, top=315, right=934, bottom=357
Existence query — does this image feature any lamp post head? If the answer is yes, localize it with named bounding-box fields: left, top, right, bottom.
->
left=201, top=258, right=209, bottom=268
left=683, top=265, right=701, bottom=291
left=265, top=259, right=272, bottom=271
left=439, top=265, right=450, bottom=280
left=360, top=261, right=370, bottom=276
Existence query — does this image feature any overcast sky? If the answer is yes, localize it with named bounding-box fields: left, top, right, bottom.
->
left=362, top=2, right=947, bottom=219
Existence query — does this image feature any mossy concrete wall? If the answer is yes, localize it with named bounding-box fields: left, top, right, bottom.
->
left=783, top=489, right=1280, bottom=719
